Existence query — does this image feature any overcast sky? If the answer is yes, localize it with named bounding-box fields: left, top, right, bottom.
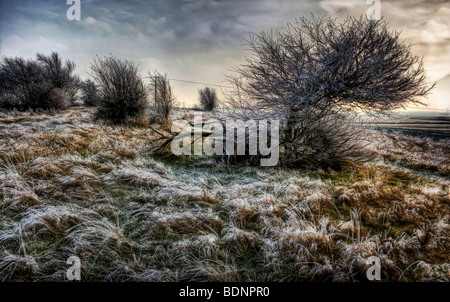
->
left=0, top=0, right=449, bottom=108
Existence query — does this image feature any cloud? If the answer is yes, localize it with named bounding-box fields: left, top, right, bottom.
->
left=55, top=43, right=69, bottom=51
left=0, top=0, right=448, bottom=106
left=81, top=16, right=113, bottom=33
left=319, top=0, right=366, bottom=16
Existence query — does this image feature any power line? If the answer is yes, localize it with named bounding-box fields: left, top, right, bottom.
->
left=144, top=76, right=232, bottom=89
left=169, top=78, right=232, bottom=89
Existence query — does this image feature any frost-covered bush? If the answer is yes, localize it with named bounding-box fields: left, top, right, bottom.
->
left=0, top=52, right=79, bottom=110
left=90, top=55, right=147, bottom=124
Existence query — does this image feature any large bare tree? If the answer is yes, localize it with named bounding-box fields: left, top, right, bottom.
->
left=225, top=15, right=435, bottom=167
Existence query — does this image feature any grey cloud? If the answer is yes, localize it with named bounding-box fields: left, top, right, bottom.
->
left=0, top=0, right=448, bottom=107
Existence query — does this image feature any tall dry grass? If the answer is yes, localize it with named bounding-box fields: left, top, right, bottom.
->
left=0, top=108, right=448, bottom=281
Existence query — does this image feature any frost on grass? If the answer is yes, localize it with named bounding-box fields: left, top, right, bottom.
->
left=0, top=109, right=448, bottom=281
left=363, top=130, right=450, bottom=175
left=1, top=170, right=40, bottom=212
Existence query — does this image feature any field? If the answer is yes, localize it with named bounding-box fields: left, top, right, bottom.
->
left=0, top=108, right=449, bottom=281
left=363, top=110, right=450, bottom=140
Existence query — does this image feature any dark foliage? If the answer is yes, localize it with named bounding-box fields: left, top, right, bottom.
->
left=0, top=52, right=78, bottom=110
left=80, top=79, right=99, bottom=107
left=36, top=52, right=80, bottom=106
left=90, top=55, right=147, bottom=124
left=199, top=87, right=218, bottom=111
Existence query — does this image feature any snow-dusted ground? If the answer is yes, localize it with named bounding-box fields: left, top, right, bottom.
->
left=0, top=108, right=448, bottom=281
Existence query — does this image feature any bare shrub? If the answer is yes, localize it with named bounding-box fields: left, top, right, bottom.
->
left=199, top=87, right=218, bottom=111
left=148, top=71, right=176, bottom=123
left=36, top=52, right=80, bottom=106
left=281, top=110, right=363, bottom=168
left=225, top=15, right=434, bottom=167
left=45, top=88, right=71, bottom=110
left=0, top=56, right=49, bottom=110
left=90, top=55, right=147, bottom=124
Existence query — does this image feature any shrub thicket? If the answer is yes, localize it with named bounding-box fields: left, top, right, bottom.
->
left=0, top=52, right=79, bottom=110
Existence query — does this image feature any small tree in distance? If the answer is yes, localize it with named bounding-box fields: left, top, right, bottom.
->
left=226, top=15, right=435, bottom=167
left=199, top=87, right=218, bottom=111
left=148, top=71, right=176, bottom=123
left=80, top=79, right=99, bottom=107
left=90, top=55, right=147, bottom=124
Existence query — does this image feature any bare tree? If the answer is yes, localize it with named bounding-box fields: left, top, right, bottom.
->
left=148, top=71, right=176, bottom=123
left=199, top=87, right=218, bottom=111
left=90, top=55, right=147, bottom=124
left=225, top=15, right=435, bottom=167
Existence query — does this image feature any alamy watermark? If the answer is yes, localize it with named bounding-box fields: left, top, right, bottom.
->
left=66, top=256, right=81, bottom=280
left=366, top=256, right=381, bottom=280
left=171, top=113, right=280, bottom=167
left=366, top=0, right=381, bottom=20
left=67, top=0, right=81, bottom=21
